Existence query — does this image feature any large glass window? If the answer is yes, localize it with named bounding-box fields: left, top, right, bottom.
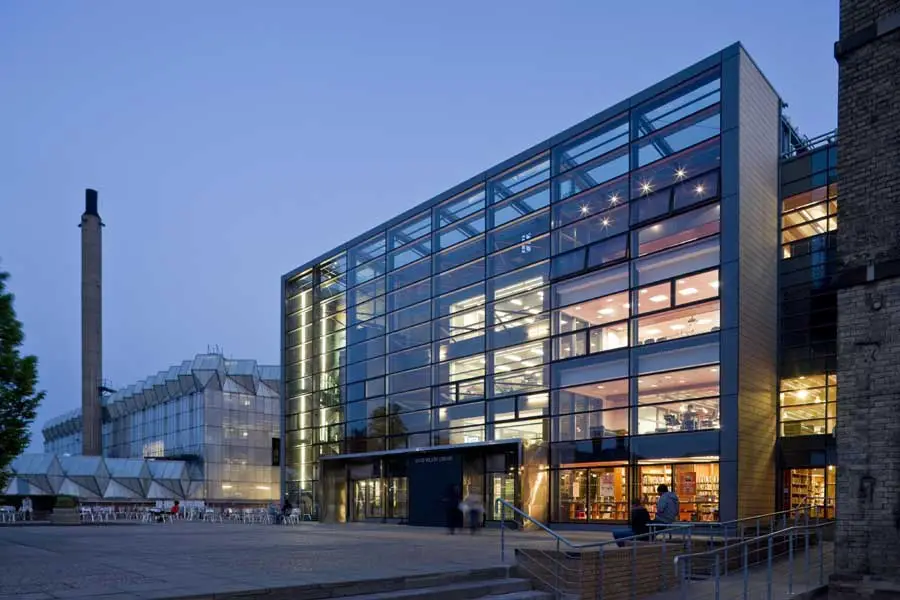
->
left=634, top=236, right=719, bottom=286
left=556, top=147, right=629, bottom=202
left=633, top=70, right=720, bottom=138
left=388, top=212, right=430, bottom=250
left=490, top=155, right=551, bottom=204
left=491, top=184, right=551, bottom=228
left=555, top=466, right=628, bottom=523
left=490, top=211, right=550, bottom=253
left=780, top=374, right=837, bottom=437
left=436, top=186, right=485, bottom=229
left=554, top=114, right=629, bottom=174
left=781, top=185, right=838, bottom=258
left=636, top=204, right=720, bottom=257
left=349, top=235, right=386, bottom=269
left=434, top=236, right=485, bottom=272
left=553, top=265, right=629, bottom=308
left=554, top=205, right=628, bottom=255
left=488, top=234, right=550, bottom=277
left=635, top=107, right=720, bottom=167
left=635, top=300, right=720, bottom=345
left=435, top=259, right=485, bottom=296
left=784, top=467, right=836, bottom=519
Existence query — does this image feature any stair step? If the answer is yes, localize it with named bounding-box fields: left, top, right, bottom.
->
left=337, top=577, right=532, bottom=600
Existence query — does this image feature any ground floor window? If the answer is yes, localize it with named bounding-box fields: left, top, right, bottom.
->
left=783, top=467, right=835, bottom=519
left=555, top=464, right=629, bottom=522
left=640, top=462, right=719, bottom=522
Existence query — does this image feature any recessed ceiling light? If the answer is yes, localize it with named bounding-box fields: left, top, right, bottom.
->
left=599, top=308, right=615, bottom=315
left=679, top=288, right=698, bottom=296
left=650, top=294, right=668, bottom=303
left=710, top=281, right=720, bottom=289
left=695, top=184, right=705, bottom=194
left=670, top=324, right=686, bottom=330
left=609, top=194, right=620, bottom=204
left=640, top=181, right=653, bottom=194
left=675, top=168, right=687, bottom=180
left=580, top=205, right=590, bottom=215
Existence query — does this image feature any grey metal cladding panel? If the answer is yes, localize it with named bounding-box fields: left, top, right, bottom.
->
left=282, top=45, right=740, bottom=280
left=737, top=49, right=780, bottom=517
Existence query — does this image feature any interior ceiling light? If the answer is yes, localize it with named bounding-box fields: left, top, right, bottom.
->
left=580, top=205, right=590, bottom=215
left=679, top=287, right=698, bottom=296
left=640, top=181, right=653, bottom=194
left=675, top=168, right=687, bottom=180
left=695, top=184, right=705, bottom=194
left=649, top=294, right=668, bottom=303
left=609, top=194, right=620, bottom=204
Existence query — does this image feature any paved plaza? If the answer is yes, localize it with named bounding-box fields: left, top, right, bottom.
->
left=0, top=522, right=611, bottom=599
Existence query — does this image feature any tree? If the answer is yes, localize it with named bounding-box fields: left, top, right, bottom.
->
left=0, top=268, right=45, bottom=490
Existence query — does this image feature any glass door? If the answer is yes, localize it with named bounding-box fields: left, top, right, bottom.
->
left=488, top=473, right=516, bottom=521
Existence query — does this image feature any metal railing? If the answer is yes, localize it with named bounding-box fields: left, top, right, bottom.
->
left=496, top=499, right=830, bottom=600
left=497, top=499, right=697, bottom=599
left=673, top=521, right=834, bottom=600
left=782, top=129, right=837, bottom=158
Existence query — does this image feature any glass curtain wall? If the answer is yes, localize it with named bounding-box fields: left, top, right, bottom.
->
left=284, top=66, right=727, bottom=522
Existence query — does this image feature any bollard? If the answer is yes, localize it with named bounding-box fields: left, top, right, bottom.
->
left=767, top=536, right=774, bottom=600
left=714, top=553, right=721, bottom=599
left=743, top=543, right=750, bottom=599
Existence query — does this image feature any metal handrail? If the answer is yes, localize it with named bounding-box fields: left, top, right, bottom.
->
left=674, top=521, right=832, bottom=566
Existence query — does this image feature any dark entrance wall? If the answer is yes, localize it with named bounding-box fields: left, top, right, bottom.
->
left=407, top=453, right=462, bottom=527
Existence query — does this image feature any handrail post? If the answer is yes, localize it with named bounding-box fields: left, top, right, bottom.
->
left=714, top=553, right=721, bottom=599
left=680, top=559, right=688, bottom=600
left=766, top=536, right=774, bottom=600
left=555, top=537, right=561, bottom=597
left=631, top=538, right=637, bottom=600
left=788, top=528, right=794, bottom=595
left=743, top=543, right=749, bottom=599
left=661, top=537, right=668, bottom=591
left=819, top=525, right=825, bottom=585
left=805, top=527, right=811, bottom=591
left=500, top=503, right=505, bottom=563
left=599, top=544, right=605, bottom=600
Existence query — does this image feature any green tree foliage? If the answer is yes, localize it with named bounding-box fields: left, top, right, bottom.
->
left=0, top=268, right=45, bottom=490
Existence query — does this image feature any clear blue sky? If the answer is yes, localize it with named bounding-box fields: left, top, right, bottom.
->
left=0, top=1, right=838, bottom=450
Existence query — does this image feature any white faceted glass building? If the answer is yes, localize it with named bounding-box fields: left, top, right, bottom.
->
left=35, top=354, right=281, bottom=503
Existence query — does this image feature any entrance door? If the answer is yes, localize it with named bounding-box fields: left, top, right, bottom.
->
left=407, top=453, right=462, bottom=526
left=352, top=479, right=383, bottom=520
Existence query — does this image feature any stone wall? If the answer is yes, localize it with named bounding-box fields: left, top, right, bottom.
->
left=833, top=0, right=900, bottom=596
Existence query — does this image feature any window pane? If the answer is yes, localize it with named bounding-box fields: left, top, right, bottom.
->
left=636, top=300, right=720, bottom=345
left=555, top=291, right=629, bottom=334
left=636, top=282, right=671, bottom=315
left=347, top=317, right=386, bottom=345
left=320, top=253, right=347, bottom=278
left=434, top=283, right=486, bottom=317
left=490, top=155, right=551, bottom=203
left=490, top=210, right=550, bottom=253
left=492, top=313, right=551, bottom=350
left=347, top=276, right=386, bottom=308
left=554, top=409, right=629, bottom=440
left=389, top=388, right=432, bottom=414
left=635, top=106, right=721, bottom=167
left=494, top=366, right=548, bottom=396
left=489, top=262, right=550, bottom=301
left=493, top=286, right=548, bottom=324
left=434, top=236, right=485, bottom=272
left=388, top=345, right=432, bottom=374
left=554, top=114, right=629, bottom=173
left=388, top=366, right=431, bottom=394
left=551, top=249, right=587, bottom=280
left=388, top=212, right=431, bottom=249
left=634, top=236, right=719, bottom=286
left=631, top=137, right=720, bottom=200
left=435, top=258, right=485, bottom=295
left=349, top=235, right=386, bottom=268
left=347, top=337, right=386, bottom=365
left=674, top=269, right=719, bottom=306
left=387, top=279, right=431, bottom=312
left=349, top=257, right=386, bottom=287
left=556, top=146, right=629, bottom=201
left=638, top=366, right=719, bottom=405
left=589, top=323, right=629, bottom=353
left=553, top=176, right=628, bottom=229
left=555, top=331, right=587, bottom=360
left=435, top=333, right=485, bottom=363
left=348, top=296, right=386, bottom=325
left=553, top=265, right=629, bottom=308
left=388, top=301, right=431, bottom=332
left=588, top=235, right=629, bottom=269
left=554, top=204, right=628, bottom=254
left=437, top=212, right=486, bottom=250
left=637, top=398, right=720, bottom=434
left=347, top=357, right=386, bottom=383
left=436, top=186, right=486, bottom=228
left=637, top=204, right=720, bottom=256
left=389, top=239, right=432, bottom=270
left=673, top=171, right=720, bottom=210
left=492, top=184, right=551, bottom=228
left=434, top=402, right=485, bottom=429
left=552, top=353, right=628, bottom=388
left=387, top=257, right=431, bottom=291
left=434, top=306, right=486, bottom=341
left=388, top=321, right=431, bottom=352
left=493, top=341, right=548, bottom=373
left=488, top=234, right=550, bottom=277
left=631, top=190, right=671, bottom=225
left=633, top=70, right=721, bottom=137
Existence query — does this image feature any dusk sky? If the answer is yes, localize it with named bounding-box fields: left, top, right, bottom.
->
left=1, top=1, right=838, bottom=450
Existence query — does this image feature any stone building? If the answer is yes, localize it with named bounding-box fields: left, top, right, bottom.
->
left=832, top=0, right=900, bottom=596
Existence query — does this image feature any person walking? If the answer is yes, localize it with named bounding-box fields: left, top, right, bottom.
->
left=20, top=496, right=33, bottom=521
left=464, top=492, right=484, bottom=534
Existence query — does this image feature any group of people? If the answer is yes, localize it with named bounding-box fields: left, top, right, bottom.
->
left=613, top=484, right=681, bottom=546
left=443, top=485, right=484, bottom=534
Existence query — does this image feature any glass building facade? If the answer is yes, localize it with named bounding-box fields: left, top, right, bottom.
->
left=777, top=136, right=839, bottom=519
left=282, top=44, right=795, bottom=526
left=43, top=354, right=281, bottom=503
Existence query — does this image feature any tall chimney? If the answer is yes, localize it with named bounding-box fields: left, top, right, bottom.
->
left=80, top=188, right=103, bottom=456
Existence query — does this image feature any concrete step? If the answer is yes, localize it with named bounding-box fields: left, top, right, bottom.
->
left=336, top=577, right=533, bottom=600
